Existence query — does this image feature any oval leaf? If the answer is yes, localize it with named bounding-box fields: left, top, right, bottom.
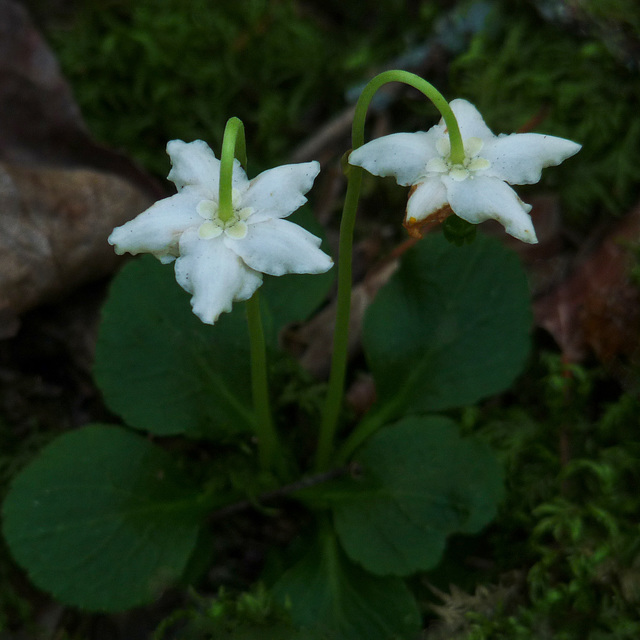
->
left=95, top=210, right=333, bottom=440
left=273, top=531, right=420, bottom=640
left=2, top=425, right=207, bottom=611
left=363, top=233, right=531, bottom=420
left=332, top=415, right=503, bottom=576
left=94, top=255, right=256, bottom=438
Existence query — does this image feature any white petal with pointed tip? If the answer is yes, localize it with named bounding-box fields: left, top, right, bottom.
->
left=241, top=162, right=320, bottom=223
left=108, top=189, right=202, bottom=259
left=109, top=138, right=331, bottom=325
left=166, top=140, right=220, bottom=195
left=226, top=218, right=333, bottom=276
left=175, top=228, right=263, bottom=324
left=349, top=131, right=440, bottom=186
left=449, top=99, right=496, bottom=140
left=166, top=139, right=250, bottom=196
left=444, top=175, right=538, bottom=244
left=482, top=133, right=582, bottom=185
left=406, top=178, right=449, bottom=223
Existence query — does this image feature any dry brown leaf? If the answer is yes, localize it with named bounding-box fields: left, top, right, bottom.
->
left=534, top=200, right=640, bottom=365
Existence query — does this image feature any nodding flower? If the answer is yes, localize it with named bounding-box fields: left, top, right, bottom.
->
left=109, top=140, right=332, bottom=324
left=349, top=99, right=581, bottom=243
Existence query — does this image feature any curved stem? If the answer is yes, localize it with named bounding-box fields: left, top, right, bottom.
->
left=218, top=117, right=247, bottom=223
left=352, top=69, right=464, bottom=163
left=246, top=291, right=282, bottom=476
left=316, top=70, right=462, bottom=471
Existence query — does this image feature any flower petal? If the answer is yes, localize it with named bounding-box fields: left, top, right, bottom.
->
left=449, top=99, right=496, bottom=140
left=166, top=140, right=220, bottom=195
left=482, top=133, right=582, bottom=185
left=349, top=131, right=440, bottom=186
left=108, top=190, right=202, bottom=262
left=174, top=228, right=262, bottom=324
left=166, top=139, right=250, bottom=197
left=241, top=161, right=320, bottom=223
left=406, top=178, right=449, bottom=223
left=444, top=175, right=538, bottom=244
left=225, top=218, right=333, bottom=276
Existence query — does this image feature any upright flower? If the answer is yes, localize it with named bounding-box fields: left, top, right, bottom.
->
left=109, top=140, right=332, bottom=324
left=349, top=99, right=581, bottom=243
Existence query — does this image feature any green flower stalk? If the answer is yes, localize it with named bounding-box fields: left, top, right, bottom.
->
left=217, top=116, right=247, bottom=224
left=316, top=70, right=466, bottom=470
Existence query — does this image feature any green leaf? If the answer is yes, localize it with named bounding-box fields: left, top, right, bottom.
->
left=272, top=530, right=421, bottom=640
left=2, top=425, right=207, bottom=611
left=331, top=416, right=503, bottom=576
left=94, top=255, right=255, bottom=438
left=95, top=208, right=333, bottom=439
left=362, top=233, right=531, bottom=421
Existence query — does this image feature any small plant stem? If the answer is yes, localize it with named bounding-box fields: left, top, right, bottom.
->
left=336, top=397, right=402, bottom=464
left=209, top=465, right=352, bottom=520
left=316, top=70, right=462, bottom=471
left=314, top=165, right=363, bottom=471
left=246, top=291, right=282, bottom=475
left=218, top=118, right=280, bottom=473
left=218, top=116, right=247, bottom=223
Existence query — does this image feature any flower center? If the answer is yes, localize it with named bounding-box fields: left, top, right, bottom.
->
left=426, top=136, right=491, bottom=182
left=196, top=192, right=253, bottom=240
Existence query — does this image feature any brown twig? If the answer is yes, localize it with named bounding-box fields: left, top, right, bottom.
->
left=209, top=464, right=355, bottom=521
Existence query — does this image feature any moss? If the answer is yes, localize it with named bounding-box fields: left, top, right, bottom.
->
left=449, top=0, right=640, bottom=227
left=442, top=358, right=640, bottom=640
left=45, top=0, right=437, bottom=175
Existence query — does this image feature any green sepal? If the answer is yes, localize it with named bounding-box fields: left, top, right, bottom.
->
left=442, top=214, right=477, bottom=245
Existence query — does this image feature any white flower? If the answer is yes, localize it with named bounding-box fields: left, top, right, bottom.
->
left=109, top=140, right=333, bottom=324
left=349, top=99, right=581, bottom=243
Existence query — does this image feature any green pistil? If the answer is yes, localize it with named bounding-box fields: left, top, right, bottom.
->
left=218, top=117, right=247, bottom=224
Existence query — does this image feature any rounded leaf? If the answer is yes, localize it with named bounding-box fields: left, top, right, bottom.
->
left=333, top=416, right=504, bottom=576
left=2, top=425, right=207, bottom=611
left=363, top=232, right=532, bottom=419
left=94, top=255, right=255, bottom=438
left=273, top=532, right=420, bottom=640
